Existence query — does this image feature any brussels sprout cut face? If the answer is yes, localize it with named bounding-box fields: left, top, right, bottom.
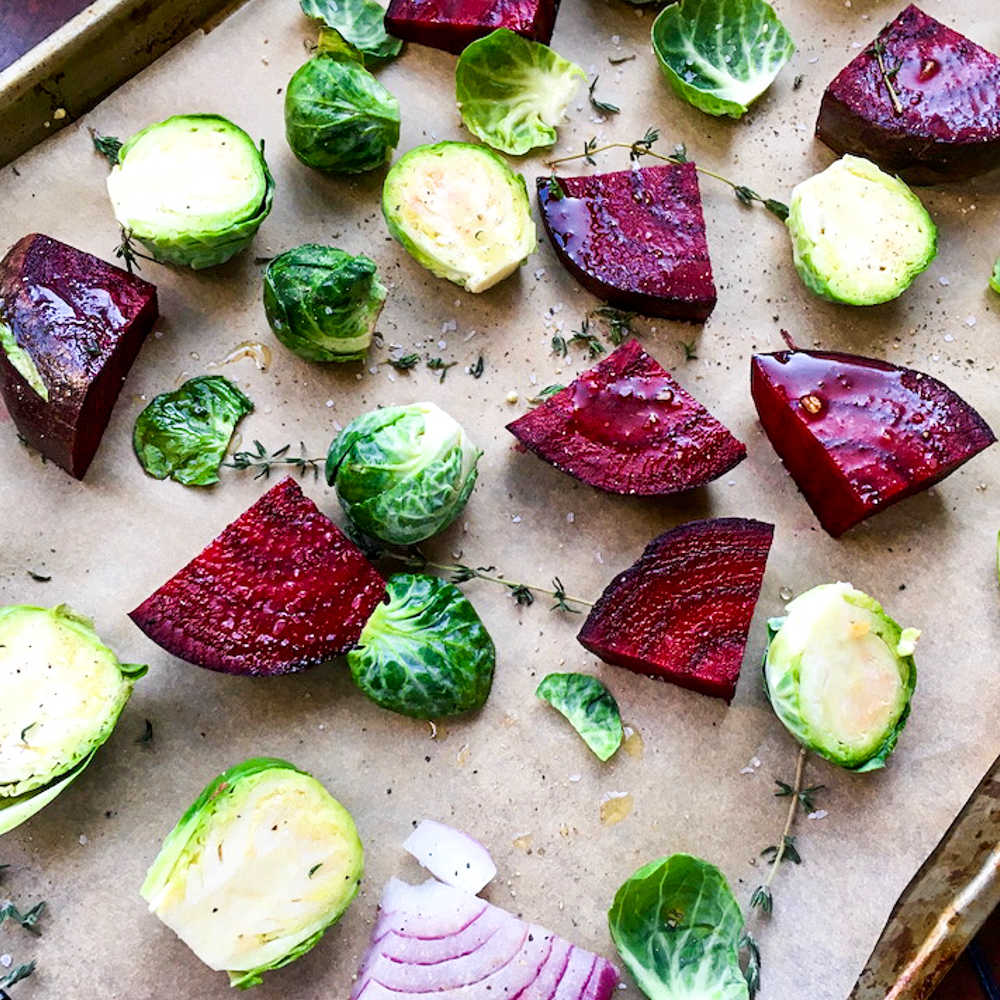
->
left=327, top=401, right=481, bottom=545
left=263, top=244, right=387, bottom=362
left=107, top=114, right=274, bottom=270
left=764, top=582, right=918, bottom=771
left=0, top=604, right=145, bottom=835
left=787, top=155, right=937, bottom=306
left=141, top=758, right=363, bottom=989
left=382, top=142, right=536, bottom=293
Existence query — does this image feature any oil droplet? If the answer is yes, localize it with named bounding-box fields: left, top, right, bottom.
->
left=779, top=586, right=793, bottom=601
left=221, top=340, right=272, bottom=372
left=600, top=792, right=633, bottom=826
left=559, top=824, right=571, bottom=838
left=799, top=393, right=824, bottom=415
left=512, top=833, right=533, bottom=853
left=621, top=724, right=644, bottom=759
left=456, top=743, right=471, bottom=766
left=189, top=351, right=201, bottom=361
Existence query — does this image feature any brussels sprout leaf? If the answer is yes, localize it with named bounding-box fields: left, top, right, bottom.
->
left=609, top=855, right=750, bottom=1000
left=991, top=257, right=1000, bottom=295
left=651, top=0, right=795, bottom=119
left=536, top=673, right=622, bottom=761
left=301, top=0, right=402, bottom=63
left=133, top=376, right=253, bottom=487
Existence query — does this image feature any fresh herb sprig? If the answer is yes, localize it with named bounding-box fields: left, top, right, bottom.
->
left=591, top=306, right=636, bottom=346
left=0, top=960, right=36, bottom=993
left=427, top=357, right=458, bottom=382
left=871, top=38, right=904, bottom=115
left=569, top=318, right=605, bottom=359
left=90, top=129, right=123, bottom=166
left=588, top=76, right=620, bottom=115
left=224, top=441, right=323, bottom=480
left=388, top=352, right=420, bottom=371
left=113, top=228, right=156, bottom=275
left=0, top=900, right=45, bottom=935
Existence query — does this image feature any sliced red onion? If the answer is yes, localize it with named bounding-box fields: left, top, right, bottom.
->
left=352, top=877, right=620, bottom=1000
left=403, top=819, right=497, bottom=895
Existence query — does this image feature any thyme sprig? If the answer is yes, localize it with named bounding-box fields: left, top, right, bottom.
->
left=871, top=39, right=904, bottom=115
left=113, top=228, right=156, bottom=275
left=591, top=306, right=636, bottom=345
left=546, top=129, right=789, bottom=221
left=0, top=961, right=36, bottom=992
left=0, top=901, right=45, bottom=935
left=89, top=129, right=122, bottom=166
left=569, top=318, right=605, bottom=358
left=427, top=357, right=458, bottom=382
left=224, top=441, right=323, bottom=480
left=388, top=352, right=420, bottom=371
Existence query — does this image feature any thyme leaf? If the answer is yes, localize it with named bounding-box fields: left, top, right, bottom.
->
left=388, top=352, right=420, bottom=371
left=426, top=357, right=457, bottom=382
left=551, top=334, right=568, bottom=358
left=588, top=76, right=620, bottom=115
left=90, top=129, right=122, bottom=166
left=741, top=932, right=762, bottom=999
left=0, top=961, right=36, bottom=991
left=468, top=355, right=485, bottom=379
left=679, top=340, right=698, bottom=362
left=591, top=306, right=636, bottom=345
left=0, top=900, right=45, bottom=935
left=546, top=175, right=566, bottom=200
left=136, top=719, right=154, bottom=745
left=569, top=318, right=605, bottom=358
left=26, top=570, right=50, bottom=583
left=608, top=53, right=635, bottom=65
left=530, top=384, right=565, bottom=403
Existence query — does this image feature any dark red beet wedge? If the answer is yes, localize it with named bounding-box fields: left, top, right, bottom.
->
left=385, top=0, right=559, bottom=54
left=506, top=339, right=745, bottom=495
left=536, top=164, right=716, bottom=321
left=816, top=5, right=1000, bottom=184
left=0, top=233, right=158, bottom=478
left=751, top=347, right=995, bottom=537
left=129, top=477, right=386, bottom=676
left=578, top=518, right=774, bottom=702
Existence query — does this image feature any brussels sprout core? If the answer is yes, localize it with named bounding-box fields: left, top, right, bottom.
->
left=765, top=582, right=918, bottom=771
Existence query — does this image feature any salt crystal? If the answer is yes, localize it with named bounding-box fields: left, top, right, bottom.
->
left=0, top=955, right=11, bottom=969
left=944, top=334, right=954, bottom=343
left=611, top=33, right=621, bottom=45
left=808, top=809, right=829, bottom=821
left=512, top=514, right=522, bottom=523
left=325, top=399, right=334, bottom=407
left=534, top=268, right=546, bottom=280
left=79, top=833, right=88, bottom=845
left=938, top=276, right=950, bottom=286
left=965, top=316, right=977, bottom=327
left=568, top=774, right=582, bottom=782
left=438, top=339, right=447, bottom=349
left=566, top=512, right=575, bottom=523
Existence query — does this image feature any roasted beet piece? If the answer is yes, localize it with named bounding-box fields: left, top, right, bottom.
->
left=385, top=0, right=559, bottom=54
left=537, top=164, right=716, bottom=321
left=578, top=518, right=774, bottom=702
left=0, top=233, right=158, bottom=478
left=751, top=346, right=995, bottom=537
left=129, top=478, right=386, bottom=676
left=816, top=5, right=1000, bottom=184
left=506, top=339, right=745, bottom=495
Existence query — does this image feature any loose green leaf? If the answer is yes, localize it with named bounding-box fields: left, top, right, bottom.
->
left=589, top=76, right=620, bottom=115
left=651, top=0, right=795, bottom=119
left=536, top=673, right=622, bottom=761
left=0, top=900, right=45, bottom=934
left=133, top=376, right=253, bottom=487
left=609, top=854, right=749, bottom=1000
left=348, top=574, right=496, bottom=719
left=427, top=357, right=458, bottom=382
left=90, top=130, right=123, bottom=166
left=389, top=353, right=420, bottom=371
left=455, top=29, right=586, bottom=155
left=991, top=257, right=1000, bottom=295
left=0, top=961, right=35, bottom=990
left=534, top=384, right=565, bottom=401
left=749, top=885, right=772, bottom=915
left=300, top=0, right=402, bottom=63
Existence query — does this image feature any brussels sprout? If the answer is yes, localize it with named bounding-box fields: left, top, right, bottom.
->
left=0, top=604, right=146, bottom=835
left=327, top=401, right=480, bottom=545
left=141, top=757, right=363, bottom=989
left=133, top=376, right=253, bottom=486
left=764, top=582, right=919, bottom=771
left=106, top=114, right=274, bottom=270
left=263, top=244, right=387, bottom=362
left=382, top=142, right=536, bottom=293
left=991, top=257, right=1000, bottom=295
left=348, top=573, right=495, bottom=718
left=786, top=155, right=937, bottom=305
left=285, top=47, right=400, bottom=174
left=455, top=29, right=585, bottom=155
left=536, top=673, right=622, bottom=761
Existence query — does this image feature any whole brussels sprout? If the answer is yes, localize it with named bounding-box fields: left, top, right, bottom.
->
left=764, top=582, right=919, bottom=771
left=263, top=244, right=387, bottom=362
left=326, top=402, right=480, bottom=545
left=285, top=49, right=400, bottom=174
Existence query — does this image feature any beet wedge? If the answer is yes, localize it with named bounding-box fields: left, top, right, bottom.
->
left=129, top=477, right=386, bottom=676
left=537, top=164, right=716, bottom=321
left=751, top=347, right=995, bottom=537
left=578, top=518, right=774, bottom=702
left=816, top=5, right=1000, bottom=184
left=385, top=0, right=559, bottom=54
left=0, top=233, right=158, bottom=478
left=506, top=339, right=745, bottom=496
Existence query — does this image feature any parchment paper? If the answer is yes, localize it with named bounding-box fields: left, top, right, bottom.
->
left=0, top=1, right=998, bottom=997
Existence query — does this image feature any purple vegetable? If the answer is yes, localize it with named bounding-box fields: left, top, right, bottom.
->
left=403, top=820, right=497, bottom=895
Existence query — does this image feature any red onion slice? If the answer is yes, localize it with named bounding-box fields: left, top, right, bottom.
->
left=403, top=820, right=497, bottom=895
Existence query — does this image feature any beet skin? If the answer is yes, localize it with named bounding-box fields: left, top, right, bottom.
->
left=129, top=478, right=387, bottom=676
left=0, top=233, right=158, bottom=478
left=578, top=518, right=774, bottom=702
left=816, top=5, right=1000, bottom=183
left=537, top=164, right=716, bottom=321
left=385, top=0, right=560, bottom=54
left=751, top=347, right=995, bottom=537
left=506, top=339, right=745, bottom=495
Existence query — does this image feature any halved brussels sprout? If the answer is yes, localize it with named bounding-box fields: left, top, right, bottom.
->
left=382, top=141, right=536, bottom=293
left=326, top=401, right=480, bottom=545
left=141, top=758, right=363, bottom=989
left=764, top=582, right=918, bottom=771
left=348, top=573, right=496, bottom=719
left=991, top=257, right=1000, bottom=295
left=106, top=114, right=274, bottom=270
left=1, top=604, right=146, bottom=835
left=263, top=244, right=387, bottom=362
left=786, top=155, right=936, bottom=305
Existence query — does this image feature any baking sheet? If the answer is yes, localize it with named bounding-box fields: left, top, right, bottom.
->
left=0, top=1, right=998, bottom=997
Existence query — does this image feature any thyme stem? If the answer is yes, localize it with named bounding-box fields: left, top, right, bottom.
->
left=872, top=41, right=904, bottom=116
left=764, top=746, right=808, bottom=890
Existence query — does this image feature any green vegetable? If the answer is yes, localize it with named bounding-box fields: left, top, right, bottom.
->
left=0, top=319, right=47, bottom=400
left=141, top=757, right=363, bottom=989
left=455, top=29, right=585, bottom=155
left=991, top=257, right=1000, bottom=295
left=106, top=114, right=274, bottom=270
left=651, top=0, right=795, bottom=119
left=263, top=244, right=387, bottom=362
left=348, top=573, right=496, bottom=718
left=326, top=401, right=480, bottom=545
left=536, top=673, right=622, bottom=761
left=764, top=582, right=918, bottom=771
left=0, top=604, right=146, bottom=836
left=301, top=0, right=402, bottom=64
left=786, top=155, right=937, bottom=306
left=382, top=142, right=536, bottom=293
left=609, top=854, right=749, bottom=1000
left=133, top=376, right=253, bottom=486
left=285, top=47, right=400, bottom=174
